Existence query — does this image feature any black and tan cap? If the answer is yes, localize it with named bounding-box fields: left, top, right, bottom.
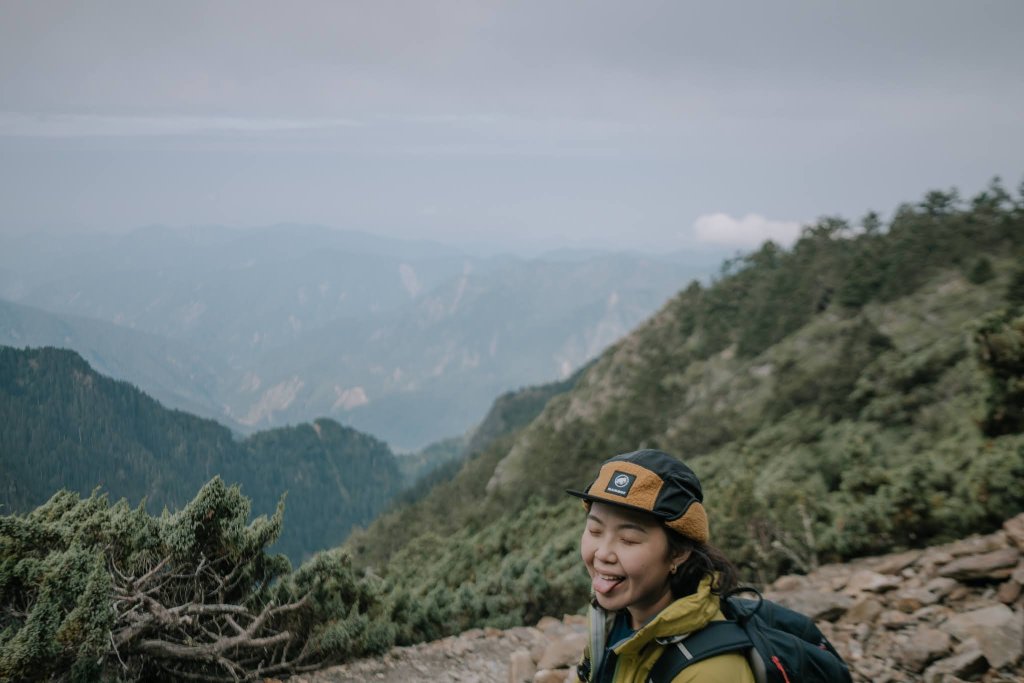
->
left=566, top=449, right=709, bottom=544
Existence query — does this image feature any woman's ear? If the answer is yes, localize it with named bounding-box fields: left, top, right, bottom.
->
left=670, top=548, right=692, bottom=573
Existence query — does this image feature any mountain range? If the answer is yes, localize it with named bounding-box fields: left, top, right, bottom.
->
left=0, top=225, right=723, bottom=449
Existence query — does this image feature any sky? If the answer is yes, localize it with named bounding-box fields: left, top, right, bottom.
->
left=1, top=1, right=1022, bottom=254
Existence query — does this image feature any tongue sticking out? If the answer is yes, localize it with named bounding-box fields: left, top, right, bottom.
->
left=592, top=575, right=623, bottom=595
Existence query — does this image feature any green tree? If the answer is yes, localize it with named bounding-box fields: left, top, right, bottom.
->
left=0, top=479, right=393, bottom=682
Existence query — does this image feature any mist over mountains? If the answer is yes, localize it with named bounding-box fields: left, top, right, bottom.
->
left=0, top=225, right=722, bottom=449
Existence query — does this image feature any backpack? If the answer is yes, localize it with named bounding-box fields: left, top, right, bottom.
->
left=648, top=590, right=853, bottom=683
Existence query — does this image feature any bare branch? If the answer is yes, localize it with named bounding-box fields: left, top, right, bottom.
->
left=133, top=556, right=172, bottom=590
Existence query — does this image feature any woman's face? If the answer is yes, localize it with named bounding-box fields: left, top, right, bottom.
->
left=581, top=501, right=688, bottom=628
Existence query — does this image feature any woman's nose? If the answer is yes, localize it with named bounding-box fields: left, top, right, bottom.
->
left=594, top=540, right=616, bottom=563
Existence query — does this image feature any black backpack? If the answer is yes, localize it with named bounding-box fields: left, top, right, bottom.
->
left=649, top=590, right=853, bottom=683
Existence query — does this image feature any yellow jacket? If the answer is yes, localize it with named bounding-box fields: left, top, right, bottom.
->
left=571, top=576, right=755, bottom=683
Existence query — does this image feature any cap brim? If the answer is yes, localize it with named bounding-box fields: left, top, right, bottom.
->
left=565, top=488, right=672, bottom=520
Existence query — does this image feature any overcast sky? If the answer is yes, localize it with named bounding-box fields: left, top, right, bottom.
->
left=1, top=1, right=1022, bottom=254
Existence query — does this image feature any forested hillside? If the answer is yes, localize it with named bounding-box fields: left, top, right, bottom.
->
left=345, top=180, right=1024, bottom=643
left=0, top=347, right=402, bottom=562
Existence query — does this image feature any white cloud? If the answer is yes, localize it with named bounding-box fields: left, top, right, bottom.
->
left=693, top=212, right=803, bottom=248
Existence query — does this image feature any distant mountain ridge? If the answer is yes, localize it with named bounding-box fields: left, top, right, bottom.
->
left=0, top=298, right=229, bottom=423
left=0, top=225, right=715, bottom=448
left=0, top=346, right=403, bottom=563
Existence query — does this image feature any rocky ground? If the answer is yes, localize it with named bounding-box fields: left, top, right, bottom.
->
left=292, top=514, right=1024, bottom=683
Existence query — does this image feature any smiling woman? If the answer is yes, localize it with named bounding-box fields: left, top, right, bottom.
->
left=566, top=449, right=753, bottom=683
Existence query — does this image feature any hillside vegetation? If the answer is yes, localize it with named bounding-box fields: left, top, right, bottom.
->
left=346, top=179, right=1024, bottom=643
left=0, top=346, right=402, bottom=563
left=3, top=180, right=1024, bottom=680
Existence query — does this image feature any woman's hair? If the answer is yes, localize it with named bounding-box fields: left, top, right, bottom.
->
left=664, top=528, right=739, bottom=598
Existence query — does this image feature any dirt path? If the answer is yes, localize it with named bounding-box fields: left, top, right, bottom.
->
left=298, top=626, right=549, bottom=683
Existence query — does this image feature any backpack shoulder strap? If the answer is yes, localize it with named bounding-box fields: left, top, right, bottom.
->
left=648, top=621, right=753, bottom=683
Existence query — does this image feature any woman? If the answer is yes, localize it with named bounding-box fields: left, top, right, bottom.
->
left=566, top=449, right=754, bottom=683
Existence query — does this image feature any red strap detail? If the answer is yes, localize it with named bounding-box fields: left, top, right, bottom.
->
left=771, top=656, right=793, bottom=683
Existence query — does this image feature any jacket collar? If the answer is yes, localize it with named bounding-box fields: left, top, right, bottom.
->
left=609, top=574, right=722, bottom=657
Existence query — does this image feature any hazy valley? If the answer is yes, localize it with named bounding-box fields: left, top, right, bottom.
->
left=0, top=225, right=721, bottom=449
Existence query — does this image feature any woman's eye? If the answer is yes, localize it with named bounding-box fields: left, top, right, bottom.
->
left=620, top=538, right=639, bottom=545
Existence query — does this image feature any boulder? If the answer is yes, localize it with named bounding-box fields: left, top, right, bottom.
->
left=937, top=547, right=1019, bottom=581
left=891, top=587, right=939, bottom=613
left=996, top=578, right=1021, bottom=605
left=879, top=609, right=914, bottom=629
left=872, top=549, right=922, bottom=575
left=843, top=569, right=901, bottom=595
left=840, top=596, right=884, bottom=625
left=771, top=574, right=809, bottom=591
left=534, top=670, right=568, bottom=683
left=536, top=617, right=563, bottom=634
left=763, top=589, right=852, bottom=621
left=922, top=647, right=988, bottom=683
left=940, top=604, right=1023, bottom=669
left=1004, top=513, right=1024, bottom=550
left=923, top=576, right=959, bottom=599
left=895, top=627, right=952, bottom=672
left=509, top=649, right=537, bottom=683
left=537, top=632, right=587, bottom=670
left=941, top=531, right=1008, bottom=558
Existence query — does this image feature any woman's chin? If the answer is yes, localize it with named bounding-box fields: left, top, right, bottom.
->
left=594, top=589, right=627, bottom=611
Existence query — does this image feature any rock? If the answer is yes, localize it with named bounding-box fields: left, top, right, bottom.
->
left=911, top=605, right=950, bottom=624
left=880, top=610, right=915, bottom=629
left=922, top=647, right=988, bottom=683
left=943, top=531, right=1008, bottom=558
left=938, top=548, right=1019, bottom=581
left=563, top=614, right=587, bottom=627
left=843, top=570, right=902, bottom=595
left=508, top=649, right=536, bottom=683
left=1004, top=513, right=1024, bottom=550
left=946, top=585, right=972, bottom=603
left=920, top=549, right=955, bottom=569
left=771, top=574, right=809, bottom=591
left=841, top=596, right=884, bottom=625
left=536, top=616, right=562, bottom=633
left=923, top=576, right=959, bottom=599
left=763, top=589, right=853, bottom=621
left=891, top=587, right=939, bottom=613
left=895, top=627, right=952, bottom=672
left=534, top=670, right=568, bottom=683
left=537, top=631, right=587, bottom=670
left=462, top=628, right=486, bottom=640
left=529, top=641, right=548, bottom=665
left=873, top=550, right=923, bottom=575
left=940, top=604, right=1023, bottom=669
left=996, top=578, right=1021, bottom=604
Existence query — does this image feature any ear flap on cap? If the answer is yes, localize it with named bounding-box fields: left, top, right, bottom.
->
left=666, top=502, right=709, bottom=544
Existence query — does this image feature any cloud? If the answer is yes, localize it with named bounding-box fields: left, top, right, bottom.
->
left=0, top=112, right=359, bottom=138
left=692, top=212, right=803, bottom=249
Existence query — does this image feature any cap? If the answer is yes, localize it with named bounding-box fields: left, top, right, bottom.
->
left=566, top=448, right=709, bottom=543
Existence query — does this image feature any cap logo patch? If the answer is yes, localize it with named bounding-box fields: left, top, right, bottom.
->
left=604, top=471, right=636, bottom=497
